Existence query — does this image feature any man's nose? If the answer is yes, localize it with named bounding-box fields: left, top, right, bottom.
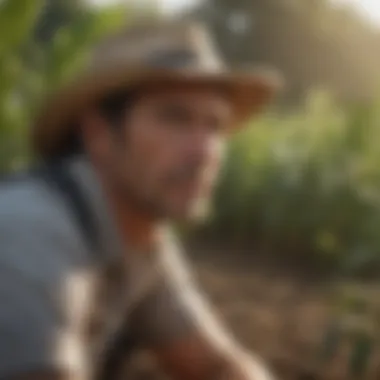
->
left=185, top=128, right=223, bottom=166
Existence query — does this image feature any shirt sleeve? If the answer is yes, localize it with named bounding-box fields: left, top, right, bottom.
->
left=0, top=190, right=89, bottom=378
left=0, top=268, right=73, bottom=378
left=128, top=236, right=235, bottom=351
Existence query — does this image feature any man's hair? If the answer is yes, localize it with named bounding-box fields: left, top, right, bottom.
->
left=55, top=89, right=136, bottom=159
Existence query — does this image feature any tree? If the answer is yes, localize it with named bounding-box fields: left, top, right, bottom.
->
left=0, top=0, right=127, bottom=172
left=188, top=0, right=380, bottom=105
left=34, top=0, right=85, bottom=44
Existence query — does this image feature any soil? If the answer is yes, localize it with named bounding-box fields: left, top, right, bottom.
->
left=121, top=243, right=380, bottom=380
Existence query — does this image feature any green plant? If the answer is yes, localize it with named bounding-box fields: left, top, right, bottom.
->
left=209, top=91, right=380, bottom=274
left=0, top=0, right=127, bottom=173
left=318, top=283, right=380, bottom=378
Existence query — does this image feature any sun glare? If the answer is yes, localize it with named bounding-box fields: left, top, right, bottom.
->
left=332, top=0, right=380, bottom=26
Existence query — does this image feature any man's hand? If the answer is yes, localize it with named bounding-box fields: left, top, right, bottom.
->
left=152, top=332, right=275, bottom=380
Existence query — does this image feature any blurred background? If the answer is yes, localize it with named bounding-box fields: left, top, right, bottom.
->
left=2, top=0, right=380, bottom=379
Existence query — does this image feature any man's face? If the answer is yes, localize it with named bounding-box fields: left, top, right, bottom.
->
left=94, top=84, right=232, bottom=221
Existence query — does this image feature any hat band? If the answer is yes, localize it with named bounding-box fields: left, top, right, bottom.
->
left=145, top=49, right=199, bottom=69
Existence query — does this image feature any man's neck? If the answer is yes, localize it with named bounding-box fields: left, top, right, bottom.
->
left=112, top=199, right=164, bottom=253
left=101, top=181, right=164, bottom=254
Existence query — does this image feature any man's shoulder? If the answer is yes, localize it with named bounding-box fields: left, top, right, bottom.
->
left=0, top=175, right=69, bottom=233
left=0, top=175, right=93, bottom=280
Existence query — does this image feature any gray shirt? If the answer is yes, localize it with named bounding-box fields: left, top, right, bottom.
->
left=0, top=157, right=216, bottom=379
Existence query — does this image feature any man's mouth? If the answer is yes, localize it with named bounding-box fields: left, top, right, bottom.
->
left=176, top=178, right=212, bottom=199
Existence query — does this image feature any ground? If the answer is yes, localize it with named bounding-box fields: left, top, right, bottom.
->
left=122, top=243, right=380, bottom=380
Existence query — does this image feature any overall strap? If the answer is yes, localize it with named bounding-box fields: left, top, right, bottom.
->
left=39, top=162, right=99, bottom=254
left=39, top=161, right=140, bottom=380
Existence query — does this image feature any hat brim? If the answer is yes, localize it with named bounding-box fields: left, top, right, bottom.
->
left=32, top=66, right=283, bottom=159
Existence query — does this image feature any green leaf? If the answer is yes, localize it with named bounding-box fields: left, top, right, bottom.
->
left=319, top=321, right=342, bottom=364
left=349, top=333, right=374, bottom=378
left=0, top=0, right=44, bottom=56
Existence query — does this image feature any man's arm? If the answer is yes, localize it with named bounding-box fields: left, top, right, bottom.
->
left=0, top=203, right=88, bottom=380
left=151, top=311, right=274, bottom=380
left=128, top=240, right=275, bottom=380
left=0, top=267, right=82, bottom=380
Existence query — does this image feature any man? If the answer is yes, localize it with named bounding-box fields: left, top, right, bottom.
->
left=0, top=20, right=281, bottom=380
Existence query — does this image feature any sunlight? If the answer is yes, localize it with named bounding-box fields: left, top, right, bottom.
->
left=87, top=0, right=199, bottom=14
left=87, top=0, right=380, bottom=26
left=332, top=0, right=380, bottom=26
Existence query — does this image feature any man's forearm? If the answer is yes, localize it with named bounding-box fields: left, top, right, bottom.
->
left=216, top=349, right=276, bottom=380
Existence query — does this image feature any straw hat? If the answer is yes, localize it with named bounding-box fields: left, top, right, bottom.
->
left=32, top=20, right=283, bottom=158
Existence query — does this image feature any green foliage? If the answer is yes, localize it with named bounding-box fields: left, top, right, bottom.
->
left=318, top=283, right=380, bottom=378
left=0, top=0, right=127, bottom=173
left=34, top=0, right=84, bottom=44
left=209, top=91, right=380, bottom=274
left=0, top=0, right=44, bottom=172
left=0, top=0, right=44, bottom=56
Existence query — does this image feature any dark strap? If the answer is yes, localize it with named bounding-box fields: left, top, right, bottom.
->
left=39, top=162, right=98, bottom=254
left=1, top=164, right=98, bottom=253
left=39, top=162, right=139, bottom=379
left=96, top=326, right=140, bottom=380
